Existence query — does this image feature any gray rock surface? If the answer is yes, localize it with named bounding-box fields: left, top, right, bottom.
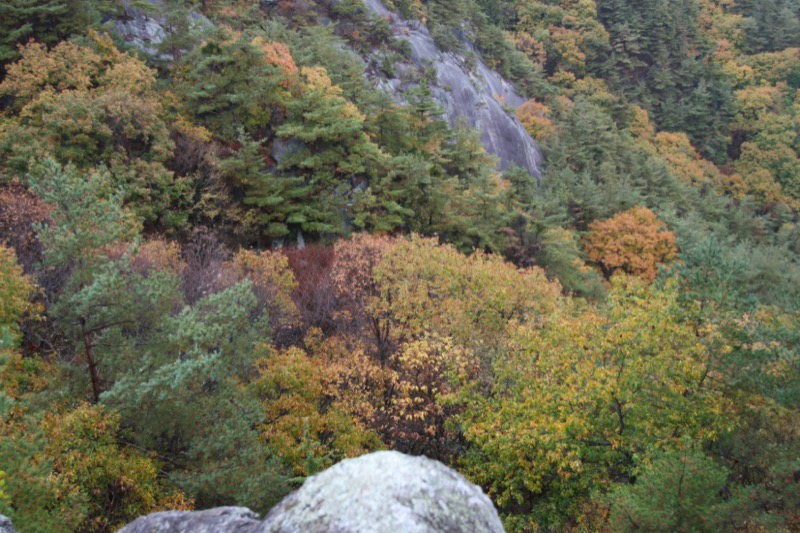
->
left=118, top=451, right=504, bottom=533
left=113, top=0, right=211, bottom=59
left=118, top=506, right=262, bottom=533
left=111, top=0, right=542, bottom=179
left=362, top=0, right=543, bottom=179
left=262, top=450, right=504, bottom=533
left=0, top=515, right=16, bottom=533
left=271, top=137, right=306, bottom=166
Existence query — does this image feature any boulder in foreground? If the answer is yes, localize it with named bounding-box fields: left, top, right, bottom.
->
left=119, top=451, right=504, bottom=533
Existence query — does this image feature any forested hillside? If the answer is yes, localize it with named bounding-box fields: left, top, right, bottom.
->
left=1, top=0, right=799, bottom=531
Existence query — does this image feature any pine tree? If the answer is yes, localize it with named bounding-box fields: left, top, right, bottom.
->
left=27, top=160, right=140, bottom=402
left=0, top=0, right=105, bottom=76
left=597, top=0, right=734, bottom=161
left=271, top=66, right=383, bottom=238
left=176, top=31, right=287, bottom=140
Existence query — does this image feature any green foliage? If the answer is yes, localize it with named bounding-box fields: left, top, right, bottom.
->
left=174, top=30, right=287, bottom=140
left=27, top=159, right=139, bottom=277
left=536, top=227, right=605, bottom=299
left=735, top=0, right=800, bottom=53
left=461, top=277, right=731, bottom=528
left=153, top=0, right=211, bottom=62
left=542, top=98, right=681, bottom=226
left=4, top=0, right=800, bottom=530
left=0, top=0, right=106, bottom=73
left=41, top=403, right=191, bottom=532
left=607, top=446, right=761, bottom=532
left=0, top=327, right=188, bottom=533
left=271, top=66, right=383, bottom=237
left=597, top=0, right=734, bottom=160
left=350, top=154, right=422, bottom=233
left=222, top=129, right=306, bottom=239
left=100, top=278, right=293, bottom=512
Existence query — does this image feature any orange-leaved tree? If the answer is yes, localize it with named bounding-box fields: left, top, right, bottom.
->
left=516, top=99, right=555, bottom=142
left=582, top=207, right=677, bottom=281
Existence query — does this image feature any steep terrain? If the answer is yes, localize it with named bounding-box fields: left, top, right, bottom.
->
left=112, top=0, right=543, bottom=178
left=361, top=0, right=542, bottom=177
left=2, top=0, right=800, bottom=531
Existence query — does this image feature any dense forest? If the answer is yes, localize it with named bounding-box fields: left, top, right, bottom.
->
left=1, top=0, right=800, bottom=531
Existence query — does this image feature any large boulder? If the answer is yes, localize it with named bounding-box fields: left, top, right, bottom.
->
left=119, top=451, right=505, bottom=533
left=118, top=507, right=262, bottom=533
left=262, top=450, right=504, bottom=532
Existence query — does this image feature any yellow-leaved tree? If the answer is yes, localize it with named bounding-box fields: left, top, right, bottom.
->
left=460, top=276, right=732, bottom=531
left=0, top=33, right=192, bottom=228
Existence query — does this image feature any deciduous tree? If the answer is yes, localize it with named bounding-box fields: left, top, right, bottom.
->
left=582, top=206, right=677, bottom=281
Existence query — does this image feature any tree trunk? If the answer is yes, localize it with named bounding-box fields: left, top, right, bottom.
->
left=81, top=321, right=102, bottom=402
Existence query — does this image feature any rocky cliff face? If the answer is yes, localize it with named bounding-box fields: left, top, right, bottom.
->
left=361, top=0, right=543, bottom=179
left=112, top=0, right=543, bottom=180
left=118, top=451, right=505, bottom=533
left=112, top=0, right=211, bottom=59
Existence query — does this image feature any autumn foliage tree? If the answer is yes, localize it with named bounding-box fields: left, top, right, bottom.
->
left=516, top=99, right=555, bottom=142
left=329, top=234, right=395, bottom=356
left=251, top=333, right=384, bottom=477
left=582, top=207, right=678, bottom=281
left=0, top=34, right=191, bottom=228
left=460, top=277, right=731, bottom=530
left=0, top=244, right=35, bottom=339
left=3, top=1, right=800, bottom=531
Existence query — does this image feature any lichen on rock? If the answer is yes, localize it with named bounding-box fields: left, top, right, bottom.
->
left=262, top=451, right=505, bottom=532
left=118, top=451, right=505, bottom=533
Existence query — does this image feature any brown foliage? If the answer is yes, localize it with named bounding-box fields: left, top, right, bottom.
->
left=582, top=207, right=678, bottom=282
left=181, top=226, right=231, bottom=303
left=130, top=238, right=186, bottom=278
left=0, top=182, right=50, bottom=271
left=329, top=234, right=396, bottom=356
left=283, top=244, right=337, bottom=338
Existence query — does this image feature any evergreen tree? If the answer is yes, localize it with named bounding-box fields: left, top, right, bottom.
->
left=608, top=447, right=763, bottom=532
left=736, top=0, right=800, bottom=53
left=175, top=31, right=287, bottom=140
left=271, top=66, right=383, bottom=238
left=27, top=160, right=140, bottom=402
left=542, top=98, right=681, bottom=227
left=0, top=0, right=105, bottom=76
left=597, top=0, right=734, bottom=161
left=102, top=280, right=292, bottom=513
